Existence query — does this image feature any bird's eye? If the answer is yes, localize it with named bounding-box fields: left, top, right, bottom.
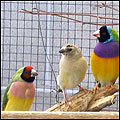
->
left=68, top=48, right=72, bottom=52
left=102, top=32, right=107, bottom=36
left=25, top=70, right=30, bottom=74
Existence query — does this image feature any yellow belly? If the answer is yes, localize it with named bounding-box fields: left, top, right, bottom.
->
left=90, top=52, right=119, bottom=85
left=5, top=91, right=34, bottom=111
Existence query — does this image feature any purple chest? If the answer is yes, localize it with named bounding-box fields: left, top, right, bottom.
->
left=94, top=41, right=119, bottom=58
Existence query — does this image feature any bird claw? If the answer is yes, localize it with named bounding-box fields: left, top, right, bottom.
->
left=92, top=86, right=99, bottom=94
left=64, top=98, right=69, bottom=105
left=78, top=85, right=88, bottom=92
left=81, top=87, right=88, bottom=92
left=64, top=99, right=72, bottom=111
left=111, top=97, right=114, bottom=104
left=106, top=84, right=114, bottom=89
left=106, top=84, right=114, bottom=92
left=92, top=82, right=100, bottom=94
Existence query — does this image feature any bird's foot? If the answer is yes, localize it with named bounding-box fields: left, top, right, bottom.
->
left=64, top=98, right=72, bottom=111
left=92, top=87, right=99, bottom=94
left=106, top=84, right=114, bottom=92
left=80, top=87, right=88, bottom=92
left=78, top=85, right=88, bottom=92
left=92, top=82, right=100, bottom=94
left=64, top=98, right=69, bottom=105
left=106, top=84, right=114, bottom=89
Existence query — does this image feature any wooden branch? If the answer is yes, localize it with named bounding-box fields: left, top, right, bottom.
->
left=20, top=9, right=119, bottom=20
left=87, top=84, right=119, bottom=111
left=46, top=84, right=119, bottom=112
left=96, top=3, right=119, bottom=12
left=19, top=9, right=119, bottom=26
left=33, top=8, right=119, bottom=20
left=19, top=9, right=39, bottom=15
left=87, top=95, right=117, bottom=111
left=47, top=91, right=93, bottom=112
left=1, top=111, right=119, bottom=119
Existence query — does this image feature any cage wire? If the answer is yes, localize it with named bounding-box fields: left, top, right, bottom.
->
left=1, top=1, right=119, bottom=111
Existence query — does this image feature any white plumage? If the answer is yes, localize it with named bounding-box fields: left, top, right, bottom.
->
left=57, top=44, right=88, bottom=104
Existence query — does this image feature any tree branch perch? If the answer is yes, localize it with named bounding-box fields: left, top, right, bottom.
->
left=46, top=84, right=119, bottom=112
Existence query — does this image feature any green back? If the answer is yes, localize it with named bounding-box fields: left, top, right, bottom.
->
left=2, top=67, right=25, bottom=110
left=11, top=67, right=25, bottom=82
left=111, top=28, right=119, bottom=42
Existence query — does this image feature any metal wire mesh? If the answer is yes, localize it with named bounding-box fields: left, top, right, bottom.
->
left=1, top=1, right=119, bottom=111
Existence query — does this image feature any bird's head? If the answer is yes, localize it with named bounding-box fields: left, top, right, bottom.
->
left=21, top=66, right=38, bottom=82
left=59, top=44, right=82, bottom=57
left=93, top=26, right=119, bottom=43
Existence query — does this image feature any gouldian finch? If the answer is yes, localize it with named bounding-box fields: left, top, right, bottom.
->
left=2, top=66, right=38, bottom=111
left=90, top=26, right=119, bottom=91
left=57, top=44, right=88, bottom=104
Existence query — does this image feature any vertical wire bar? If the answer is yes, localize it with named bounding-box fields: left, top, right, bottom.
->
left=87, top=1, right=91, bottom=89
left=42, top=1, right=47, bottom=111
left=22, top=1, right=25, bottom=67
left=50, top=1, right=54, bottom=108
left=79, top=1, right=84, bottom=88
left=8, top=1, right=12, bottom=83
left=34, top=1, right=38, bottom=111
left=1, top=1, right=5, bottom=86
left=67, top=1, right=70, bottom=96
left=32, top=1, right=42, bottom=111
left=60, top=1, right=62, bottom=50
left=74, top=1, right=76, bottom=45
left=93, top=1, right=99, bottom=88
left=72, top=1, right=77, bottom=96
left=59, top=1, right=63, bottom=102
left=80, top=1, right=83, bottom=51
left=36, top=1, right=45, bottom=111
left=31, top=1, right=37, bottom=111
left=67, top=1, right=69, bottom=44
left=104, top=1, right=107, bottom=27
left=30, top=1, right=33, bottom=66
left=16, top=1, right=19, bottom=71
left=56, top=1, right=63, bottom=103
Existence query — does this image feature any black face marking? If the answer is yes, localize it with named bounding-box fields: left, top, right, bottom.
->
left=21, top=68, right=35, bottom=83
left=98, top=26, right=110, bottom=42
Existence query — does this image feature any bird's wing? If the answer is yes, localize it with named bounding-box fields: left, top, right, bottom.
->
left=2, top=82, right=13, bottom=110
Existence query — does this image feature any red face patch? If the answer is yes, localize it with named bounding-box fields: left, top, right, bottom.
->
left=25, top=66, right=34, bottom=72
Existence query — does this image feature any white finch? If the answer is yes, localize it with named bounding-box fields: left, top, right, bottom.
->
left=57, top=44, right=88, bottom=104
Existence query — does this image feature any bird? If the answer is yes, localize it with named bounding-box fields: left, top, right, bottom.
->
left=2, top=66, right=38, bottom=111
left=57, top=44, right=88, bottom=104
left=90, top=26, right=119, bottom=92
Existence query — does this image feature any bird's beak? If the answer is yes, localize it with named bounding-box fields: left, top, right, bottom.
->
left=31, top=69, right=38, bottom=77
left=59, top=47, right=67, bottom=53
left=93, top=30, right=100, bottom=38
